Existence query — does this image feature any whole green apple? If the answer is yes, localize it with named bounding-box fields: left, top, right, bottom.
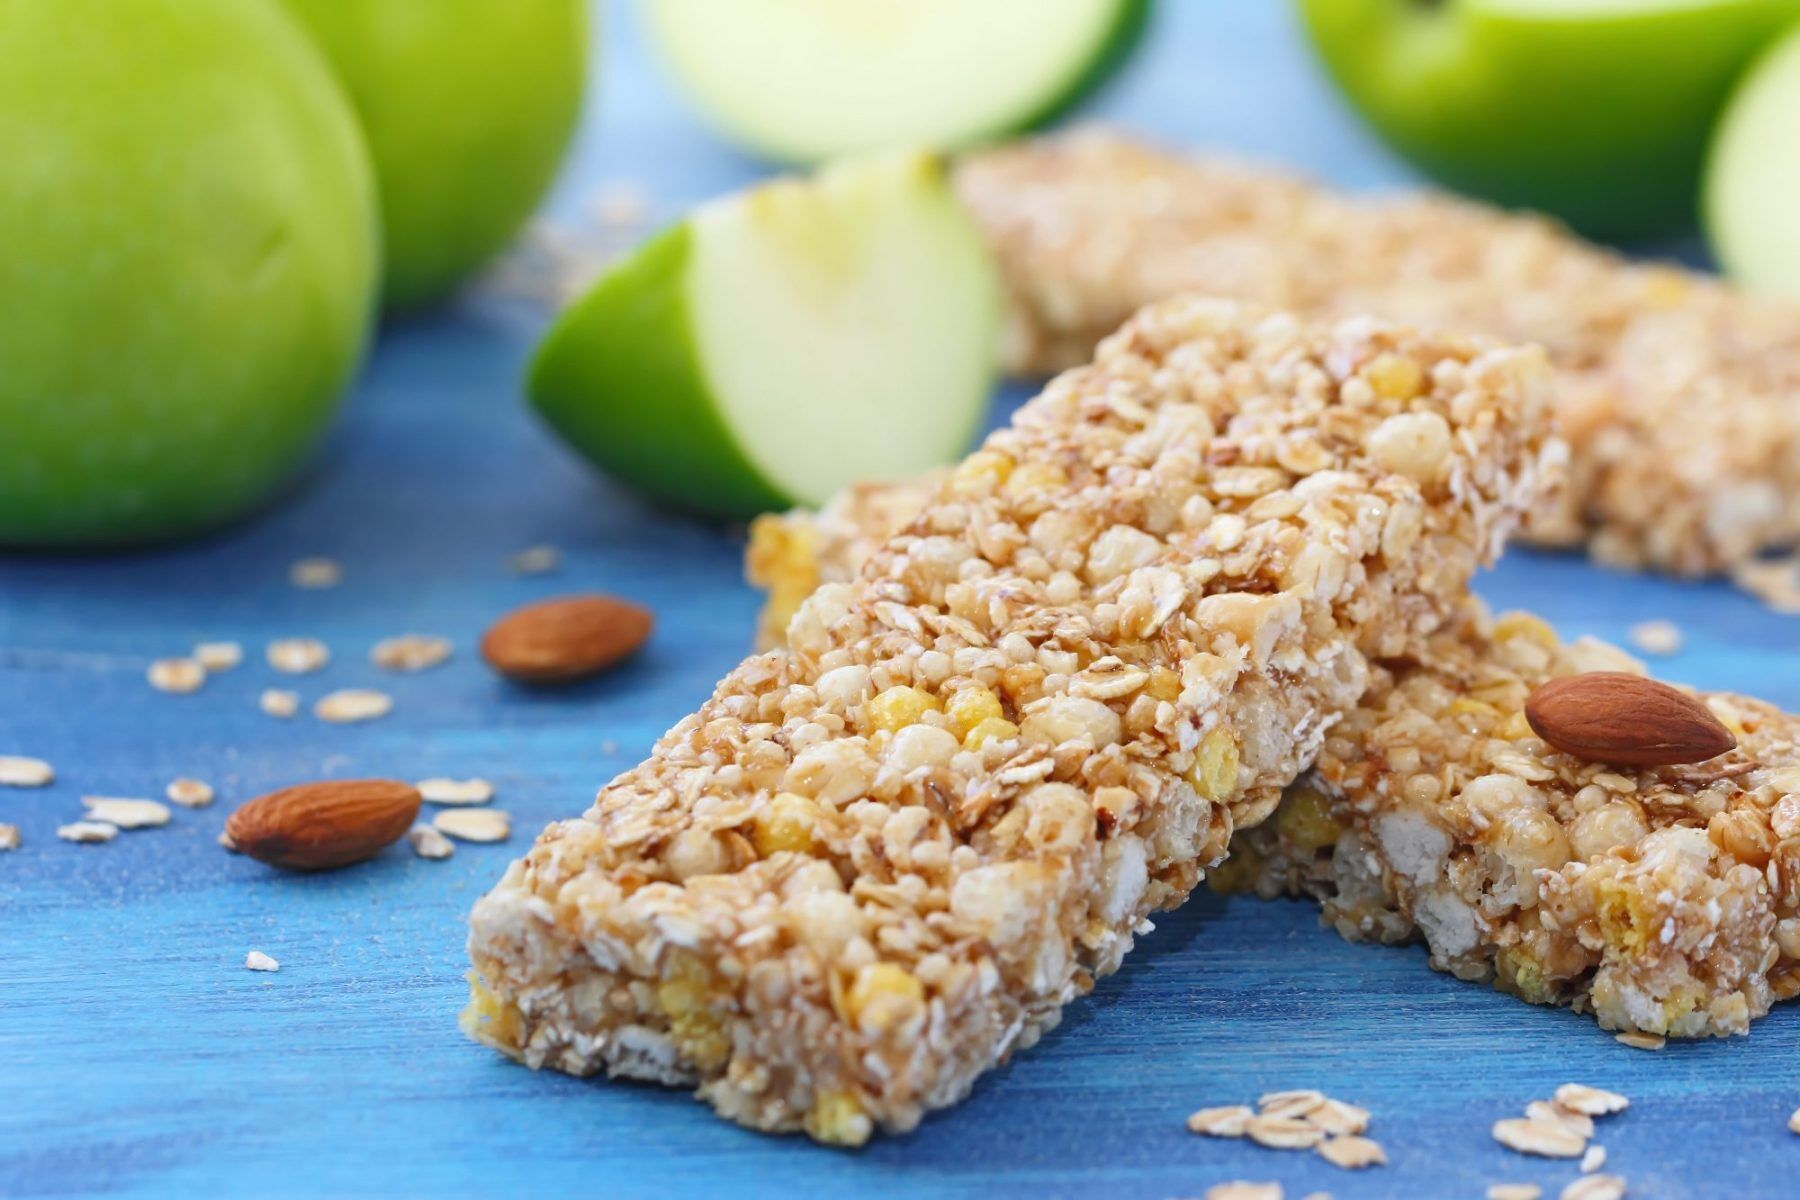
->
left=0, top=0, right=378, bottom=547
left=280, top=0, right=590, bottom=310
left=1299, top=0, right=1800, bottom=239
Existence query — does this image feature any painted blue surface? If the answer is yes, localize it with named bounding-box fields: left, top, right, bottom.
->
left=5, top=3, right=1798, bottom=1197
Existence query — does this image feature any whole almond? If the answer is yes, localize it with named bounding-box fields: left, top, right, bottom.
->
left=225, top=780, right=421, bottom=871
left=481, top=594, right=652, bottom=685
left=1525, top=672, right=1735, bottom=767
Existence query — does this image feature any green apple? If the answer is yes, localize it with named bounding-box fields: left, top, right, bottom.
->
left=0, top=0, right=378, bottom=547
left=1706, top=24, right=1800, bottom=295
left=529, top=150, right=1000, bottom=518
left=642, top=0, right=1146, bottom=163
left=280, top=0, right=589, bottom=310
left=1299, top=0, right=1800, bottom=239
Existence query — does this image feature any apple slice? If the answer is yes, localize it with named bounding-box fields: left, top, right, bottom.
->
left=528, top=150, right=1000, bottom=518
left=1706, top=24, right=1800, bottom=296
left=641, top=0, right=1147, bottom=163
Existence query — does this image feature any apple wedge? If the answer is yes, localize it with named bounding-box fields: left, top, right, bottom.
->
left=528, top=150, right=1000, bottom=518
left=641, top=0, right=1146, bottom=163
left=1706, top=24, right=1800, bottom=296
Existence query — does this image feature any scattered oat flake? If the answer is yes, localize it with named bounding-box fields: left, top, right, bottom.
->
left=1561, top=1176, right=1625, bottom=1200
left=1492, top=1117, right=1587, bottom=1158
left=1526, top=1100, right=1594, bottom=1140
left=0, top=824, right=19, bottom=851
left=82, top=797, right=171, bottom=829
left=1316, top=1135, right=1384, bottom=1170
left=148, top=657, right=205, bottom=694
left=267, top=638, right=330, bottom=674
left=1581, top=1145, right=1607, bottom=1174
left=1788, top=1106, right=1800, bottom=1135
left=1732, top=554, right=1800, bottom=615
left=371, top=634, right=452, bottom=672
left=1626, top=619, right=1681, bottom=656
left=1614, top=1031, right=1664, bottom=1051
left=1187, top=1105, right=1254, bottom=1137
left=245, top=951, right=280, bottom=972
left=408, top=824, right=455, bottom=860
left=260, top=689, right=300, bottom=719
left=1554, top=1084, right=1629, bottom=1117
left=314, top=689, right=393, bottom=724
left=166, top=778, right=214, bottom=808
left=289, top=557, right=342, bottom=588
left=58, top=820, right=118, bottom=844
left=1258, top=1089, right=1326, bottom=1118
left=1488, top=1187, right=1542, bottom=1200
left=1300, top=1194, right=1330, bottom=1200
left=194, top=641, right=243, bottom=672
left=1305, top=1098, right=1369, bottom=1136
left=1204, top=1184, right=1281, bottom=1200
left=1245, top=1114, right=1323, bottom=1150
left=588, top=180, right=648, bottom=229
left=417, top=777, right=494, bottom=806
left=0, top=755, right=54, bottom=787
left=507, top=544, right=561, bottom=575
left=433, top=808, right=510, bottom=843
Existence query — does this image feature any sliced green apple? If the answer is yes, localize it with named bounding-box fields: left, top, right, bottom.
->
left=641, top=0, right=1146, bottom=163
left=529, top=150, right=1000, bottom=518
left=1706, top=24, right=1800, bottom=295
left=1300, top=0, right=1800, bottom=239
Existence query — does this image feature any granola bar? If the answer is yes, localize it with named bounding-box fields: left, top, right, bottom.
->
left=750, top=490, right=1800, bottom=1038
left=465, top=299, right=1554, bottom=1142
left=955, top=128, right=1800, bottom=577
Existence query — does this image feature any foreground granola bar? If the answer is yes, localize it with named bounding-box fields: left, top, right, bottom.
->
left=754, top=493, right=1800, bottom=1038
left=956, top=128, right=1800, bottom=577
left=465, top=299, right=1553, bottom=1142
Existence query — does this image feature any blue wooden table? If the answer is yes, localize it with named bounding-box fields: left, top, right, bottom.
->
left=6, top=5, right=1798, bottom=1197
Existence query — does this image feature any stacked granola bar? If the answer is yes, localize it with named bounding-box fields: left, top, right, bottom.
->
left=466, top=300, right=1554, bottom=1142
left=956, top=128, right=1800, bottom=577
left=754, top=488, right=1800, bottom=1039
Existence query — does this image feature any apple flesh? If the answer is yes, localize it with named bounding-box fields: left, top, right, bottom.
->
left=530, top=151, right=1000, bottom=518
left=1299, top=0, right=1800, bottom=239
left=1706, top=24, right=1800, bottom=295
left=280, top=0, right=589, bottom=310
left=0, top=0, right=378, bottom=547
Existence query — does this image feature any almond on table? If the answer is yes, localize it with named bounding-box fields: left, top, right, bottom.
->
left=480, top=594, right=652, bottom=685
left=225, top=780, right=420, bottom=871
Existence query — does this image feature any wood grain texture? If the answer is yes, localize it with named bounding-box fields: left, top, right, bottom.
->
left=4, top=3, right=1797, bottom=1197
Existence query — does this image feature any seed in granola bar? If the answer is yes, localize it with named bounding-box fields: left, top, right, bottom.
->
left=1245, top=1114, right=1325, bottom=1150
left=166, top=778, right=214, bottom=808
left=507, top=544, right=561, bottom=575
left=1526, top=673, right=1734, bottom=766
left=193, top=641, right=244, bottom=672
left=1187, top=1105, right=1254, bottom=1137
left=1580, top=1144, right=1607, bottom=1174
left=267, top=638, right=330, bottom=674
left=408, top=824, right=455, bottom=860
left=314, top=689, right=393, bottom=724
left=57, top=820, right=117, bottom=844
left=371, top=634, right=452, bottom=672
left=0, top=824, right=19, bottom=851
left=260, top=689, right=300, bottom=719
left=1561, top=1176, right=1625, bottom=1200
left=289, top=557, right=342, bottom=588
left=1492, top=1117, right=1587, bottom=1158
left=1204, top=1184, right=1281, bottom=1200
left=1553, top=1083, right=1629, bottom=1117
left=1316, top=1134, right=1385, bottom=1169
left=480, top=594, right=652, bottom=685
left=1626, top=620, right=1681, bottom=657
left=417, top=777, right=494, bottom=806
left=0, top=756, right=54, bottom=788
left=148, top=657, right=205, bottom=694
left=434, top=808, right=510, bottom=843
left=82, top=797, right=171, bottom=829
left=245, top=950, right=280, bottom=972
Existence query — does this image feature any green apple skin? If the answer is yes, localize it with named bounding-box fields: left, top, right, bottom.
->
left=1706, top=24, right=1800, bottom=295
left=0, top=0, right=378, bottom=547
left=1299, top=0, right=1800, bottom=240
left=530, top=223, right=794, bottom=517
left=280, top=0, right=590, bottom=310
